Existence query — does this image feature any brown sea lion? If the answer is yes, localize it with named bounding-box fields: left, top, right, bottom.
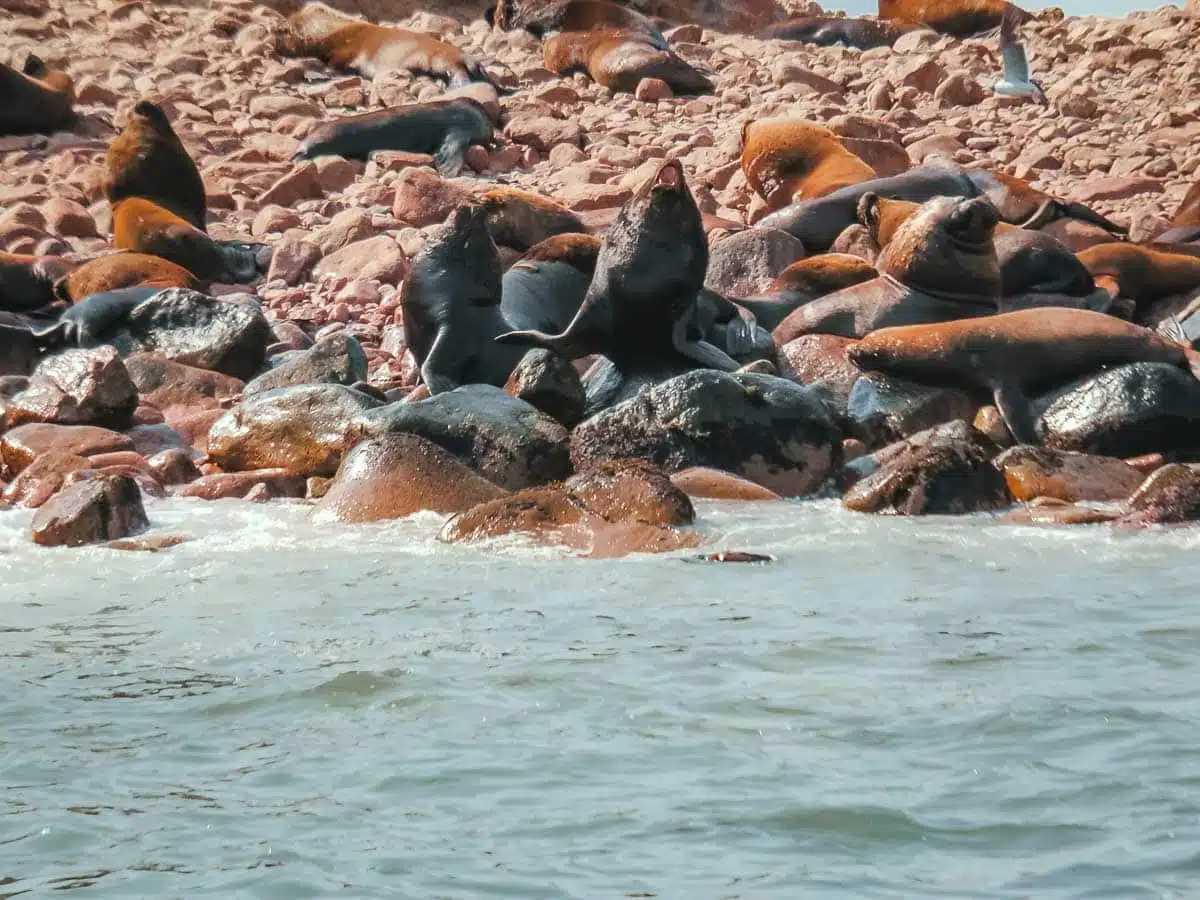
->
left=111, top=198, right=259, bottom=284
left=1077, top=243, right=1200, bottom=309
left=761, top=15, right=915, bottom=48
left=0, top=55, right=76, bottom=137
left=53, top=252, right=201, bottom=304
left=741, top=119, right=877, bottom=217
left=849, top=308, right=1200, bottom=443
left=878, top=0, right=1031, bottom=36
left=496, top=159, right=739, bottom=372
left=543, top=29, right=713, bottom=95
left=106, top=101, right=207, bottom=231
left=735, top=254, right=878, bottom=332
left=293, top=98, right=494, bottom=177
left=1, top=252, right=78, bottom=313
left=478, top=186, right=588, bottom=252
left=491, top=0, right=669, bottom=48
left=773, top=196, right=1001, bottom=344
left=274, top=2, right=491, bottom=86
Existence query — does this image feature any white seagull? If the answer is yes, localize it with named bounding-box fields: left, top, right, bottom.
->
left=992, top=7, right=1047, bottom=104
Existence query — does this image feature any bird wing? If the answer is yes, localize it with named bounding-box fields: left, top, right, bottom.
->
left=1002, top=42, right=1031, bottom=83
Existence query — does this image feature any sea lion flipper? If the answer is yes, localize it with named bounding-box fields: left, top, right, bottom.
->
left=216, top=240, right=267, bottom=282
left=992, top=381, right=1039, bottom=445
left=671, top=317, right=740, bottom=372
left=420, top=326, right=461, bottom=395
left=434, top=135, right=470, bottom=178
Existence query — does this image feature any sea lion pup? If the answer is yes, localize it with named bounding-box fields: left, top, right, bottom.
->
left=500, top=233, right=600, bottom=334
left=53, top=252, right=200, bottom=304
left=740, top=119, right=877, bottom=218
left=0, top=252, right=80, bottom=313
left=1076, top=244, right=1200, bottom=310
left=760, top=16, right=913, bottom=48
left=274, top=2, right=491, bottom=87
left=0, top=55, right=76, bottom=137
left=105, top=101, right=207, bottom=231
left=478, top=186, right=588, bottom=252
left=850, top=308, right=1200, bottom=443
left=111, top=198, right=260, bottom=284
left=735, top=254, right=878, bottom=332
left=496, top=159, right=739, bottom=373
left=772, top=196, right=1001, bottom=344
left=543, top=29, right=713, bottom=95
left=877, top=0, right=1031, bottom=37
left=401, top=204, right=527, bottom=395
left=491, top=0, right=669, bottom=49
left=293, top=98, right=494, bottom=177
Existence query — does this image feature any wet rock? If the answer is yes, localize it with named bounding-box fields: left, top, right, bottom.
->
left=1, top=423, right=134, bottom=476
left=503, top=348, right=586, bottom=429
left=670, top=466, right=782, bottom=501
left=31, top=473, right=149, bottom=547
left=206, top=384, right=383, bottom=477
left=5, top=348, right=138, bottom=429
left=176, top=469, right=307, bottom=501
left=994, top=445, right=1146, bottom=502
left=844, top=371, right=979, bottom=448
left=1117, top=463, right=1200, bottom=526
left=1, top=450, right=93, bottom=508
left=312, top=433, right=506, bottom=524
left=776, top=334, right=862, bottom=408
left=107, top=534, right=192, bottom=552
left=146, top=448, right=201, bottom=485
left=570, top=370, right=842, bottom=497
left=843, top=421, right=1011, bottom=515
left=705, top=228, right=806, bottom=298
left=243, top=333, right=368, bottom=396
left=124, top=353, right=244, bottom=415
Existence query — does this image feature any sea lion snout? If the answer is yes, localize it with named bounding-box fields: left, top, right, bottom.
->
left=949, top=198, right=1000, bottom=246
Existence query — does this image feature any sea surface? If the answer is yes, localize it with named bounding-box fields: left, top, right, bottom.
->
left=3, top=497, right=1200, bottom=898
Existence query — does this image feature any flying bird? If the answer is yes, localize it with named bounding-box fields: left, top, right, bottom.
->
left=992, top=7, right=1047, bottom=104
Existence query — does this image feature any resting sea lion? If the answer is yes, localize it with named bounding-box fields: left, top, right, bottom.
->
left=275, top=2, right=492, bottom=86
left=0, top=55, right=76, bottom=137
left=877, top=0, right=1031, bottom=36
left=736, top=254, right=878, bottom=332
left=1, top=252, right=79, bottom=313
left=294, top=98, right=494, bottom=177
left=491, top=0, right=669, bottom=48
left=1077, top=244, right=1200, bottom=309
left=53, top=252, right=200, bottom=304
left=111, top=198, right=261, bottom=284
left=850, top=308, right=1200, bottom=443
left=496, top=159, right=739, bottom=373
left=401, top=204, right=526, bottom=395
left=773, top=196, right=1001, bottom=344
left=500, top=233, right=600, bottom=333
left=740, top=118, right=876, bottom=217
left=543, top=29, right=713, bottom=95
left=46, top=286, right=163, bottom=348
left=105, top=101, right=207, bottom=231
left=478, top=186, right=588, bottom=252
left=761, top=16, right=914, bottom=48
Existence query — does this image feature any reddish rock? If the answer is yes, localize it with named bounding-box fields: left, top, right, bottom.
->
left=1, top=424, right=133, bottom=476
left=259, top=162, right=324, bottom=206
left=266, top=232, right=322, bottom=285
left=252, top=205, right=303, bottom=237
left=391, top=167, right=471, bottom=227
left=504, top=116, right=584, bottom=153
left=933, top=72, right=985, bottom=107
left=1073, top=176, right=1165, bottom=202
left=892, top=58, right=945, bottom=94
left=994, top=446, right=1145, bottom=503
left=43, top=197, right=98, bottom=238
left=670, top=467, right=782, bottom=501
left=1, top=451, right=93, bottom=508
left=176, top=469, right=307, bottom=500
left=635, top=78, right=674, bottom=102
left=6, top=348, right=138, bottom=429
left=313, top=235, right=409, bottom=284
left=31, top=473, right=149, bottom=548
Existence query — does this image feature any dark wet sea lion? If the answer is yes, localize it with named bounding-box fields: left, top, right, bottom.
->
left=1, top=252, right=79, bottom=313
left=877, top=0, right=1031, bottom=36
left=773, top=196, right=1001, bottom=343
left=736, top=254, right=877, bottom=332
left=500, top=233, right=600, bottom=334
left=294, top=98, right=494, bottom=177
left=496, top=158, right=739, bottom=373
left=47, top=286, right=163, bottom=348
left=543, top=29, right=712, bottom=95
left=761, top=15, right=913, bottom=47
left=401, top=204, right=526, bottom=395
left=54, top=252, right=200, bottom=304
left=275, top=1, right=493, bottom=87
left=740, top=118, right=876, bottom=217
left=0, top=55, right=76, bottom=137
left=492, top=0, right=669, bottom=48
left=111, top=198, right=261, bottom=284
left=105, top=101, right=207, bottom=231
left=479, top=187, right=588, bottom=252
left=1077, top=243, right=1200, bottom=308
left=850, top=308, right=1200, bottom=443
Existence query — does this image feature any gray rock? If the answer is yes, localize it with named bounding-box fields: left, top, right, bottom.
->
left=705, top=228, right=806, bottom=298
left=503, top=348, right=586, bottom=428
left=845, top=371, right=980, bottom=448
left=242, top=333, right=369, bottom=396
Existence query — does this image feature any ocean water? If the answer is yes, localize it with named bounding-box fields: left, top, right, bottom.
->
left=4, top=497, right=1200, bottom=898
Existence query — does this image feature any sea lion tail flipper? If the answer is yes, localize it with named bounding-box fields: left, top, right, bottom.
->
left=1157, top=315, right=1188, bottom=345
left=494, top=327, right=571, bottom=355
left=1060, top=201, right=1128, bottom=236
left=30, top=320, right=73, bottom=352
left=671, top=317, right=740, bottom=372
left=434, top=135, right=470, bottom=178
left=992, top=381, right=1040, bottom=445
left=217, top=240, right=269, bottom=283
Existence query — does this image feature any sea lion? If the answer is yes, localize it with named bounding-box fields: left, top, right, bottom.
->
left=105, top=100, right=207, bottom=231
left=760, top=16, right=913, bottom=48
left=500, top=233, right=600, bottom=333
left=735, top=254, right=878, bottom=332
left=1, top=252, right=79, bottom=313
left=491, top=0, right=669, bottom=48
left=401, top=204, right=526, bottom=395
left=877, top=0, right=1031, bottom=36
left=0, top=318, right=57, bottom=376
left=758, top=164, right=1126, bottom=253
left=47, top=286, right=163, bottom=348
left=1170, top=181, right=1200, bottom=230
left=274, top=2, right=492, bottom=86
left=741, top=119, right=876, bottom=217
left=0, top=55, right=76, bottom=137
left=543, top=29, right=713, bottom=95
left=496, top=159, right=739, bottom=373
left=849, top=308, right=1200, bottom=443
left=53, top=252, right=200, bottom=304
left=1077, top=243, right=1200, bottom=309
left=111, top=198, right=260, bottom=284
left=773, top=196, right=1001, bottom=344
left=478, top=186, right=588, bottom=252
left=293, top=98, right=494, bottom=177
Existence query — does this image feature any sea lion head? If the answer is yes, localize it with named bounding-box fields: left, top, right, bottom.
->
left=880, top=196, right=1001, bottom=299
left=22, top=54, right=74, bottom=99
left=856, top=192, right=920, bottom=247
left=420, top=203, right=503, bottom=305
left=129, top=100, right=173, bottom=132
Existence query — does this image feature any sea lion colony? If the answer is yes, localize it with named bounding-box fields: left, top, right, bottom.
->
left=3, top=0, right=1200, bottom=553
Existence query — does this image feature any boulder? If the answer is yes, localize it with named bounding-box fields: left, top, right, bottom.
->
left=124, top=353, right=244, bottom=413
left=669, top=466, right=782, bottom=501
left=844, top=372, right=979, bottom=448
left=242, top=333, right=368, bottom=396
left=0, top=423, right=134, bottom=475
left=4, top=347, right=138, bottom=429
left=1117, top=464, right=1200, bottom=526
left=705, top=228, right=805, bottom=298
left=30, top=473, right=149, bottom=547
left=994, top=445, right=1146, bottom=502
left=503, top=348, right=586, bottom=429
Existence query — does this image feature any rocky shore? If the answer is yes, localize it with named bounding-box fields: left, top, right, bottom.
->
left=2, top=0, right=1200, bottom=554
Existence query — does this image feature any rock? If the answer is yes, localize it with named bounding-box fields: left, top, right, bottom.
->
left=125, top=353, right=243, bottom=415
left=843, top=421, right=1011, bottom=515
left=43, top=197, right=98, bottom=238
left=504, top=116, right=583, bottom=153
left=361, top=384, right=571, bottom=490
left=30, top=473, right=148, bottom=547
left=933, top=72, right=985, bottom=106
left=391, top=168, right=471, bottom=227
left=206, top=384, right=383, bottom=477
left=775, top=334, right=861, bottom=408
left=0, top=423, right=134, bottom=476
left=503, top=348, right=586, bottom=429
left=312, top=235, right=408, bottom=284
left=2, top=451, right=93, bottom=508
left=570, top=371, right=841, bottom=497
left=994, top=445, right=1145, bottom=502
left=635, top=78, right=674, bottom=102
left=670, top=466, right=782, bottom=501
left=176, top=469, right=307, bottom=500
left=266, top=232, right=321, bottom=285
left=252, top=205, right=303, bottom=237
left=840, top=137, right=910, bottom=177
left=1118, top=463, right=1200, bottom=526
left=313, top=208, right=376, bottom=255
left=5, top=347, right=138, bottom=429
left=146, top=448, right=201, bottom=485
left=1073, top=176, right=1164, bottom=202
left=892, top=58, right=945, bottom=94
left=845, top=372, right=979, bottom=448
left=907, top=133, right=965, bottom=165
left=705, top=228, right=805, bottom=298
left=242, top=333, right=368, bottom=396
left=259, top=162, right=324, bottom=206
left=312, top=433, right=506, bottom=524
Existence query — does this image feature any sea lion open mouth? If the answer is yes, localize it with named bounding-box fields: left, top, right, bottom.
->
left=653, top=160, right=683, bottom=191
